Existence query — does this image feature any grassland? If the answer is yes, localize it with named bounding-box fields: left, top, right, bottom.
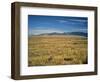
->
left=28, top=35, right=88, bottom=66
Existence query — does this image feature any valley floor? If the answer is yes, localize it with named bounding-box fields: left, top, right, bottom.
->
left=28, top=35, right=88, bottom=66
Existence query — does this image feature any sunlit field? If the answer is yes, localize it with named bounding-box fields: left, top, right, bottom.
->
left=28, top=35, right=87, bottom=66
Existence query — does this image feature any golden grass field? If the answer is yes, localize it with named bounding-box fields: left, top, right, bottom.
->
left=28, top=35, right=88, bottom=66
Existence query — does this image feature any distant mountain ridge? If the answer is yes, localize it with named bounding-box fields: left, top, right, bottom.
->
left=37, top=32, right=88, bottom=37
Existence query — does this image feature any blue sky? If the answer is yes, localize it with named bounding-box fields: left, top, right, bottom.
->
left=28, top=15, right=88, bottom=35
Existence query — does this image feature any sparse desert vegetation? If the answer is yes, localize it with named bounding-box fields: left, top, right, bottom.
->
left=28, top=35, right=87, bottom=66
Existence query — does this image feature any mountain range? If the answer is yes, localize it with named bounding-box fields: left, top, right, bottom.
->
left=37, top=32, right=88, bottom=37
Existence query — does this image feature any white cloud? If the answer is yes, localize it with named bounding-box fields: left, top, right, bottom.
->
left=68, top=19, right=87, bottom=23
left=56, top=18, right=87, bottom=24
left=56, top=20, right=68, bottom=23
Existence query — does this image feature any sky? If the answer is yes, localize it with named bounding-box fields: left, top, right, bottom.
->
left=28, top=15, right=88, bottom=35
